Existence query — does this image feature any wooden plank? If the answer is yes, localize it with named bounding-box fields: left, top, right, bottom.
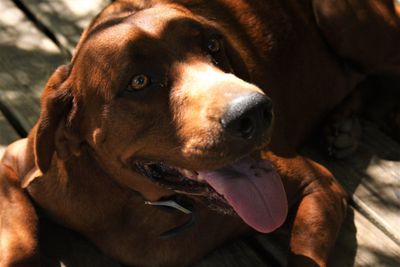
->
left=254, top=207, right=400, bottom=267
left=0, top=111, right=19, bottom=157
left=0, top=0, right=65, bottom=132
left=19, top=0, right=110, bottom=53
left=333, top=208, right=400, bottom=267
left=302, top=121, right=400, bottom=245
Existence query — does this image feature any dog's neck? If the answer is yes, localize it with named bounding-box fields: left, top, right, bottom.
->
left=27, top=143, right=197, bottom=237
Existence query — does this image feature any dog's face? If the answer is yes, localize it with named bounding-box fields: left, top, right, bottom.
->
left=72, top=5, right=270, bottom=165
left=36, top=4, right=287, bottom=233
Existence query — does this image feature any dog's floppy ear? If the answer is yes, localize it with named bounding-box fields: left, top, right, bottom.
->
left=312, top=0, right=400, bottom=73
left=34, top=65, right=81, bottom=173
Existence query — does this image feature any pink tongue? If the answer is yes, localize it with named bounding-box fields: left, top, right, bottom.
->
left=198, top=158, right=288, bottom=233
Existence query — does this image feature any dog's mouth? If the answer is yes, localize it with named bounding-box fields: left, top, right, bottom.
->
left=133, top=156, right=288, bottom=233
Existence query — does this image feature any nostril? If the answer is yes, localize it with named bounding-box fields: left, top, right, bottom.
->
left=221, top=92, right=272, bottom=140
left=237, top=116, right=256, bottom=139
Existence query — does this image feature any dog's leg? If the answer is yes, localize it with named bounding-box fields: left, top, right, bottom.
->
left=0, top=163, right=40, bottom=266
left=267, top=154, right=348, bottom=267
left=323, top=88, right=363, bottom=158
left=314, top=0, right=400, bottom=153
left=324, top=116, right=362, bottom=159
left=323, top=74, right=400, bottom=156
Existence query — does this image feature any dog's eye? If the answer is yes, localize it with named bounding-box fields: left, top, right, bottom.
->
left=130, top=74, right=150, bottom=91
left=207, top=38, right=220, bottom=53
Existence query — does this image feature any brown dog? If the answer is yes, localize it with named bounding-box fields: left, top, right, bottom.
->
left=1, top=0, right=399, bottom=266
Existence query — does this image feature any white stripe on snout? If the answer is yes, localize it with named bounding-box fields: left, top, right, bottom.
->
left=172, top=63, right=267, bottom=158
left=181, top=63, right=264, bottom=99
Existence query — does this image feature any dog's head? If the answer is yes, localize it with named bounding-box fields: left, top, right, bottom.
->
left=34, top=3, right=287, bottom=233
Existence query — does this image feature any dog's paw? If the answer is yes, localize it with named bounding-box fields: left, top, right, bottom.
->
left=324, top=116, right=362, bottom=159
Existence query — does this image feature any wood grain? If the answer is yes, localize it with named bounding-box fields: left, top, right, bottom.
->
left=0, top=111, right=19, bottom=157
left=0, top=0, right=65, bottom=132
left=19, top=0, right=110, bottom=53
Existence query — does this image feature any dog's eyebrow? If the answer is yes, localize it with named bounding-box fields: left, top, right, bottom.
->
left=153, top=18, right=206, bottom=41
left=87, top=16, right=129, bottom=40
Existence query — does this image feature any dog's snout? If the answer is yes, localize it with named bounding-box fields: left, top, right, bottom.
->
left=220, top=92, right=273, bottom=140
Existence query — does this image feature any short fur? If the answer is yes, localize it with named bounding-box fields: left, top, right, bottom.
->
left=1, top=1, right=399, bottom=266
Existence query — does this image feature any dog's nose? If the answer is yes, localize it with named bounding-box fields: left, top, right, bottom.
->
left=220, top=92, right=272, bottom=140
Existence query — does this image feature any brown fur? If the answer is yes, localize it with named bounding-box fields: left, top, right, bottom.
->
left=1, top=0, right=399, bottom=266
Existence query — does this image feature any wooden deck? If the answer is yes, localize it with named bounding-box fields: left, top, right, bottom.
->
left=0, top=1, right=399, bottom=266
